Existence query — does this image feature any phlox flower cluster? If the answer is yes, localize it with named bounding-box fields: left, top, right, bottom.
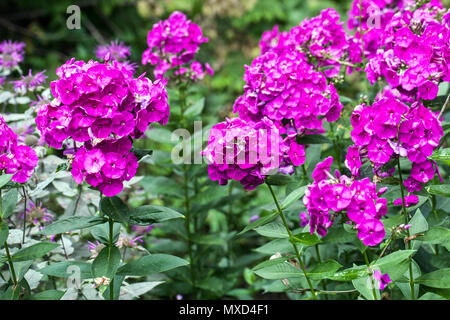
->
left=349, top=96, right=443, bottom=189
left=233, top=50, right=343, bottom=143
left=141, top=11, right=213, bottom=83
left=202, top=117, right=293, bottom=190
left=36, top=58, right=170, bottom=196
left=363, top=5, right=449, bottom=100
left=0, top=115, right=38, bottom=183
left=303, top=156, right=388, bottom=246
left=0, top=40, right=25, bottom=70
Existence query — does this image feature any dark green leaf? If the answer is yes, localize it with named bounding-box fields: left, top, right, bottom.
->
left=91, top=246, right=121, bottom=279
left=12, top=242, right=59, bottom=262
left=0, top=174, right=13, bottom=189
left=100, top=196, right=130, bottom=223
left=290, top=232, right=321, bottom=246
left=39, top=261, right=93, bottom=279
left=1, top=188, right=18, bottom=219
left=116, top=254, right=188, bottom=277
left=128, top=205, right=184, bottom=225
left=41, top=216, right=105, bottom=236
left=238, top=212, right=278, bottom=236
left=265, top=175, right=293, bottom=186
left=29, top=290, right=65, bottom=300
left=296, top=134, right=331, bottom=145
left=426, top=185, right=450, bottom=197
left=416, top=269, right=450, bottom=288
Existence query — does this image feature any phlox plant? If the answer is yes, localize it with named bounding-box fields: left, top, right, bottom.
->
left=0, top=0, right=449, bottom=301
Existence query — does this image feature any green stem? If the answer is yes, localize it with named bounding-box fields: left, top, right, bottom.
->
left=4, top=241, right=18, bottom=286
left=22, top=186, right=27, bottom=245
left=363, top=250, right=378, bottom=300
left=266, top=183, right=317, bottom=300
left=397, top=158, right=415, bottom=300
left=108, top=217, right=115, bottom=300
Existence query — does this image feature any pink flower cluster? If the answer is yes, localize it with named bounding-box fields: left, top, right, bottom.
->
left=202, top=117, right=291, bottom=190
left=141, top=11, right=213, bottom=82
left=36, top=58, right=170, bottom=196
left=363, top=5, right=449, bottom=100
left=233, top=50, right=343, bottom=143
left=0, top=115, right=38, bottom=183
left=0, top=40, right=25, bottom=69
left=303, top=157, right=387, bottom=246
left=350, top=96, right=443, bottom=189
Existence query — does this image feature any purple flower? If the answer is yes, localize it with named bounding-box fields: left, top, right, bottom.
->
left=35, top=58, right=170, bottom=197
left=249, top=215, right=260, bottom=223
left=312, top=157, right=333, bottom=182
left=393, top=195, right=419, bottom=207
left=95, top=40, right=131, bottom=61
left=299, top=212, right=309, bottom=227
left=373, top=270, right=392, bottom=290
left=0, top=40, right=25, bottom=69
left=10, top=69, right=47, bottom=93
left=411, top=160, right=435, bottom=184
left=345, top=145, right=361, bottom=177
left=357, top=219, right=385, bottom=246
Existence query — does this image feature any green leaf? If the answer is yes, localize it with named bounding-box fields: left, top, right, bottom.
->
left=416, top=268, right=450, bottom=288
left=281, top=186, right=307, bottom=209
left=28, top=290, right=65, bottom=300
left=426, top=185, right=450, bottom=197
left=409, top=209, right=429, bottom=235
left=418, top=292, right=447, bottom=300
left=254, top=260, right=303, bottom=280
left=131, top=148, right=153, bottom=161
left=238, top=212, right=278, bottom=235
left=420, top=226, right=450, bottom=244
left=41, top=216, right=105, bottom=236
left=326, top=265, right=368, bottom=281
left=116, top=254, right=188, bottom=276
left=296, top=134, right=331, bottom=145
left=1, top=188, right=18, bottom=219
left=100, top=196, right=130, bottom=223
left=429, top=148, right=450, bottom=161
left=252, top=256, right=295, bottom=271
left=12, top=242, right=59, bottom=262
left=184, top=97, right=205, bottom=118
left=397, top=259, right=420, bottom=299
left=0, top=174, right=13, bottom=189
left=353, top=276, right=380, bottom=300
left=128, top=205, right=184, bottom=225
left=265, top=175, right=293, bottom=186
left=254, top=222, right=289, bottom=238
left=308, top=259, right=343, bottom=280
left=322, top=227, right=358, bottom=244
left=39, top=261, right=93, bottom=279
left=290, top=232, right=321, bottom=246
left=91, top=222, right=121, bottom=244
left=373, top=250, right=416, bottom=269
left=91, top=246, right=121, bottom=279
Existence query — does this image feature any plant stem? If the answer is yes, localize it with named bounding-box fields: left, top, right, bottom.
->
left=227, top=181, right=234, bottom=267
left=397, top=158, right=415, bottom=300
left=266, top=183, right=317, bottom=300
left=363, top=250, right=378, bottom=300
left=108, top=217, right=115, bottom=300
left=4, top=241, right=18, bottom=286
left=438, top=94, right=450, bottom=120
left=22, top=186, right=27, bottom=245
